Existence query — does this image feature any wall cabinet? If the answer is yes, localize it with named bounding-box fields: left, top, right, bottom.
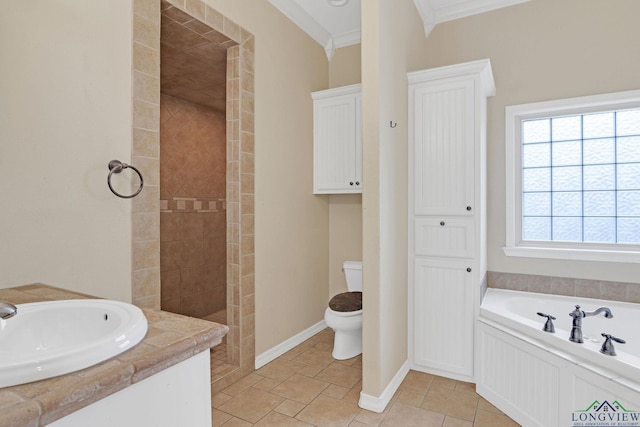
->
left=408, top=60, right=495, bottom=381
left=312, top=84, right=362, bottom=194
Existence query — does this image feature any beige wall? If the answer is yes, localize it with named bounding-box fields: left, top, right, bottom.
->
left=1, top=0, right=331, bottom=356
left=328, top=44, right=363, bottom=297
left=0, top=0, right=133, bottom=301
left=361, top=0, right=430, bottom=398
left=329, top=44, right=362, bottom=88
left=201, top=0, right=330, bottom=355
left=422, top=0, right=640, bottom=286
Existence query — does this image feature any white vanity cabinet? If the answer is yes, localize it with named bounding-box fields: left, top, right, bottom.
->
left=408, top=60, right=495, bottom=381
left=312, top=84, right=362, bottom=194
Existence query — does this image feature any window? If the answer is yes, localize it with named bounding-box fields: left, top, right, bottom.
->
left=504, top=90, right=640, bottom=263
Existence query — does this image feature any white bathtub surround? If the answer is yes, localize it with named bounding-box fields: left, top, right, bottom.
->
left=477, top=289, right=640, bottom=427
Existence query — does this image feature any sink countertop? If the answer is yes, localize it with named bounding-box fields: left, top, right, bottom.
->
left=0, top=284, right=229, bottom=427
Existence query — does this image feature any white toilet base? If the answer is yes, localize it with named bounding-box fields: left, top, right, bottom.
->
left=331, top=328, right=362, bottom=360
left=324, top=308, right=363, bottom=360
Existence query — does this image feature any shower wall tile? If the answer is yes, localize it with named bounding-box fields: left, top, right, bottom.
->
left=133, top=129, right=160, bottom=158
left=132, top=212, right=160, bottom=243
left=133, top=42, right=160, bottom=83
left=185, top=0, right=206, bottom=21
left=134, top=0, right=161, bottom=21
left=134, top=294, right=161, bottom=309
left=204, top=6, right=223, bottom=32
left=240, top=111, right=254, bottom=134
left=131, top=0, right=160, bottom=308
left=133, top=14, right=160, bottom=49
left=160, top=94, right=226, bottom=318
left=132, top=240, right=160, bottom=269
left=133, top=100, right=161, bottom=131
left=133, top=267, right=161, bottom=299
left=164, top=0, right=185, bottom=11
left=133, top=0, right=254, bottom=375
left=238, top=35, right=254, bottom=375
left=133, top=71, right=160, bottom=104
left=132, top=184, right=159, bottom=213
left=133, top=156, right=160, bottom=186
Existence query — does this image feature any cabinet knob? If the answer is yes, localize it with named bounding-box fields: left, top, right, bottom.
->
left=349, top=182, right=354, bottom=186
left=355, top=181, right=360, bottom=186
left=466, top=206, right=472, bottom=211
left=440, top=221, right=445, bottom=226
left=466, top=268, right=472, bottom=273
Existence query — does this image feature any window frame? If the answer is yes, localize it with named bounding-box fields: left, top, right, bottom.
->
left=504, top=89, right=640, bottom=263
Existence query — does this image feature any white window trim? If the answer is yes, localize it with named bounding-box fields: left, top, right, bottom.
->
left=504, top=89, right=640, bottom=264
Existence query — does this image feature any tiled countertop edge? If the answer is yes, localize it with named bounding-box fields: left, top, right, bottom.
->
left=0, top=284, right=229, bottom=427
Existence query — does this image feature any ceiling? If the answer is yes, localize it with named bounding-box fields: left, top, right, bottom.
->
left=269, top=0, right=530, bottom=59
left=160, top=0, right=530, bottom=111
left=160, top=1, right=237, bottom=111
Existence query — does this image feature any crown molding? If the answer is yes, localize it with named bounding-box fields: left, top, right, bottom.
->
left=413, top=0, right=530, bottom=37
left=435, top=0, right=530, bottom=22
left=270, top=0, right=530, bottom=59
left=412, top=0, right=437, bottom=38
left=269, top=0, right=333, bottom=57
left=333, top=29, right=361, bottom=49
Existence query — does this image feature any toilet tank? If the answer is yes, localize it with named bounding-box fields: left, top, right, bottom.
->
left=343, top=261, right=362, bottom=292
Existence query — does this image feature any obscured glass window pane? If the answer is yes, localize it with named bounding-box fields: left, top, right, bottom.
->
left=523, top=217, right=550, bottom=240
left=553, top=217, right=582, bottom=241
left=617, top=136, right=640, bottom=163
left=552, top=116, right=581, bottom=141
left=523, top=119, right=550, bottom=143
left=552, top=140, right=581, bottom=166
left=617, top=110, right=640, bottom=136
left=584, top=217, right=616, bottom=243
left=521, top=108, right=640, bottom=244
left=523, top=168, right=551, bottom=192
left=552, top=166, right=581, bottom=191
left=552, top=192, right=582, bottom=216
left=523, top=143, right=550, bottom=167
left=584, top=138, right=614, bottom=165
left=523, top=192, right=550, bottom=216
left=583, top=112, right=614, bottom=139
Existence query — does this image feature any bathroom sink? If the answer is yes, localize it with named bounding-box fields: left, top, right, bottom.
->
left=0, top=299, right=148, bottom=388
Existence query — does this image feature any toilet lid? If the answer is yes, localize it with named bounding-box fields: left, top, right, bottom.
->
left=329, top=291, right=362, bottom=312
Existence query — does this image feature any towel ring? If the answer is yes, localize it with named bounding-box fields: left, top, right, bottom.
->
left=107, top=160, right=144, bottom=199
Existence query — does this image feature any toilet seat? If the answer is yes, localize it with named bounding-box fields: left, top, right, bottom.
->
left=328, top=291, right=362, bottom=313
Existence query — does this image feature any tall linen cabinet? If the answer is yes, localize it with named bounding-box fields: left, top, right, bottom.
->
left=408, top=60, right=495, bottom=382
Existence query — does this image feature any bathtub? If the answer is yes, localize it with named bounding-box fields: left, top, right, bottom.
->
left=476, top=288, right=640, bottom=427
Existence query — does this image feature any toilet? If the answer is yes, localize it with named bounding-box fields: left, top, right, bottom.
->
left=324, top=261, right=363, bottom=360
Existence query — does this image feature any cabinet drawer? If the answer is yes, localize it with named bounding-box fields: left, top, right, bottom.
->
left=414, top=218, right=474, bottom=258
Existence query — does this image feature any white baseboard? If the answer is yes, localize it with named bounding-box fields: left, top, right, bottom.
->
left=254, top=320, right=327, bottom=369
left=358, top=360, right=410, bottom=413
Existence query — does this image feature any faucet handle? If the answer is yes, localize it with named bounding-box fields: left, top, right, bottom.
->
left=600, top=333, right=625, bottom=356
left=537, top=312, right=556, bottom=333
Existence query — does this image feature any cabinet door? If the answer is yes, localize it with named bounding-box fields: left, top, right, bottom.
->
left=412, top=78, right=475, bottom=216
left=412, top=258, right=474, bottom=377
left=313, top=93, right=362, bottom=194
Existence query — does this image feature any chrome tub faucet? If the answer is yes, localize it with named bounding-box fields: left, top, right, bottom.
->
left=569, top=305, right=613, bottom=343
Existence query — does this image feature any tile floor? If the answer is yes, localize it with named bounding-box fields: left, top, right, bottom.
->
left=209, top=327, right=520, bottom=427
left=203, top=310, right=239, bottom=381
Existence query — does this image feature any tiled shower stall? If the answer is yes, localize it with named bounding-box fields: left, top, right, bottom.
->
left=131, top=0, right=255, bottom=386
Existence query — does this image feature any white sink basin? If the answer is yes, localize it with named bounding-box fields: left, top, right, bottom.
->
left=0, top=299, right=148, bottom=388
